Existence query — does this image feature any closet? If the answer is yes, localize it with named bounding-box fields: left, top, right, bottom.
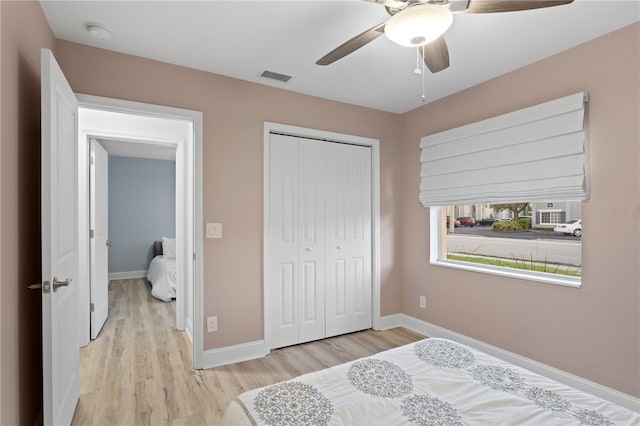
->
left=267, top=133, right=372, bottom=349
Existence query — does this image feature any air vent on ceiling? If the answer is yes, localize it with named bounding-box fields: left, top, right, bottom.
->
left=259, top=70, right=293, bottom=83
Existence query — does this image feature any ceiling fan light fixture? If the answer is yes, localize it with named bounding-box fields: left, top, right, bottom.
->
left=384, top=4, right=453, bottom=47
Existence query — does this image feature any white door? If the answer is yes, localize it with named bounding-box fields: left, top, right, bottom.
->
left=298, top=139, right=326, bottom=343
left=345, top=144, right=372, bottom=332
left=325, top=143, right=372, bottom=337
left=90, top=139, right=109, bottom=339
left=41, top=48, right=80, bottom=425
left=268, top=134, right=372, bottom=349
left=268, top=135, right=327, bottom=348
left=267, top=134, right=300, bottom=348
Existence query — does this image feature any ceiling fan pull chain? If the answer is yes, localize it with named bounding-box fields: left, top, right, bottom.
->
left=414, top=46, right=422, bottom=75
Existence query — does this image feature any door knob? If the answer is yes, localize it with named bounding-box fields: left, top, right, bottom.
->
left=106, top=240, right=112, bottom=247
left=52, top=277, right=72, bottom=292
left=305, top=247, right=313, bottom=252
left=337, top=245, right=343, bottom=250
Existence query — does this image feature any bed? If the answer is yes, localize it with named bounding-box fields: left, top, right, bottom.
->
left=222, top=338, right=638, bottom=425
left=146, top=238, right=177, bottom=302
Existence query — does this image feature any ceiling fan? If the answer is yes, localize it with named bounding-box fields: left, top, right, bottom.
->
left=316, top=0, right=574, bottom=73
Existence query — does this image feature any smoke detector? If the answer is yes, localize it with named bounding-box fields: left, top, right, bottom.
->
left=86, top=23, right=112, bottom=41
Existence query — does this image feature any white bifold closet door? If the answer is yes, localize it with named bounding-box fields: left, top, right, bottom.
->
left=324, top=142, right=372, bottom=337
left=268, top=133, right=371, bottom=350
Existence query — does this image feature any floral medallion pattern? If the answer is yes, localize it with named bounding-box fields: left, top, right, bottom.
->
left=525, top=387, right=571, bottom=412
left=347, top=358, right=413, bottom=398
left=573, top=409, right=614, bottom=426
left=414, top=338, right=476, bottom=369
left=401, top=394, right=463, bottom=426
left=471, top=364, right=525, bottom=392
left=253, top=382, right=333, bottom=426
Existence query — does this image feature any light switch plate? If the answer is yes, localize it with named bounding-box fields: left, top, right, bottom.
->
left=206, top=223, right=222, bottom=239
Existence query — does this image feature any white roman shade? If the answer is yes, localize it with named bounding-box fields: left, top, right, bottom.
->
left=419, top=92, right=588, bottom=207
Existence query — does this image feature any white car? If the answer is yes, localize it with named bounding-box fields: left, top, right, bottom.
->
left=554, top=219, right=582, bottom=237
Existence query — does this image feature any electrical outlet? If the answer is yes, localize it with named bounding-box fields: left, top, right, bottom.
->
left=206, top=223, right=222, bottom=239
left=419, top=296, right=427, bottom=309
left=207, top=316, right=218, bottom=332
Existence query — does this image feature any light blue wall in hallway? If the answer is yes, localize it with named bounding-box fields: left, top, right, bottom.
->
left=108, top=156, right=175, bottom=273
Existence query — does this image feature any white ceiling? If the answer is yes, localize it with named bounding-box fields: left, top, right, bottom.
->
left=40, top=1, right=639, bottom=114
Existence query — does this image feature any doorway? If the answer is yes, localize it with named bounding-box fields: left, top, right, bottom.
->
left=76, top=95, right=204, bottom=368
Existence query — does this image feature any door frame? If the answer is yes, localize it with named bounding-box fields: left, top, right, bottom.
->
left=76, top=94, right=205, bottom=368
left=263, top=122, right=381, bottom=350
left=79, top=111, right=186, bottom=340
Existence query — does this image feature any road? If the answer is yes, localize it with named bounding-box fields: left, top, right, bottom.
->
left=451, top=226, right=581, bottom=241
left=447, top=233, right=581, bottom=267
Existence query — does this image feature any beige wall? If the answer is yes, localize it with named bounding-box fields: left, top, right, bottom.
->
left=1, top=4, right=637, bottom=422
left=0, top=1, right=57, bottom=425
left=54, top=40, right=404, bottom=351
left=400, top=23, right=640, bottom=397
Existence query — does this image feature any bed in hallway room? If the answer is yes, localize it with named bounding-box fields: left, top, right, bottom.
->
left=222, top=337, right=639, bottom=426
left=146, top=237, right=176, bottom=302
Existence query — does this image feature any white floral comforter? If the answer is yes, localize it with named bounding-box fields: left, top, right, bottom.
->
left=221, top=338, right=639, bottom=426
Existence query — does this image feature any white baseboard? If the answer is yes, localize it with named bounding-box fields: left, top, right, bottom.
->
left=108, top=270, right=147, bottom=281
left=377, top=313, right=405, bottom=331
left=380, top=313, right=639, bottom=411
left=201, top=339, right=269, bottom=370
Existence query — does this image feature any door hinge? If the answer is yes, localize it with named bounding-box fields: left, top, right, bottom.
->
left=90, top=303, right=95, bottom=312
left=90, top=229, right=94, bottom=238
left=193, top=252, right=196, bottom=260
left=90, top=155, right=95, bottom=166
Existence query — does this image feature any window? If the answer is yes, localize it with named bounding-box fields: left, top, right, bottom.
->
left=420, top=93, right=588, bottom=287
left=539, top=210, right=565, bottom=225
left=432, top=202, right=581, bottom=285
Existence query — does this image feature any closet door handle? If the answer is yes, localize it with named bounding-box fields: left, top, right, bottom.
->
left=305, top=247, right=313, bottom=252
left=336, top=245, right=343, bottom=250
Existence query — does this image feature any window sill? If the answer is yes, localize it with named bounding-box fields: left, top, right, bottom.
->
left=430, top=259, right=582, bottom=288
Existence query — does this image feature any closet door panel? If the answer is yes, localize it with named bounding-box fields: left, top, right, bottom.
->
left=298, top=140, right=326, bottom=343
left=268, top=134, right=300, bottom=349
left=347, top=145, right=372, bottom=331
left=279, top=263, right=296, bottom=327
left=325, top=143, right=349, bottom=336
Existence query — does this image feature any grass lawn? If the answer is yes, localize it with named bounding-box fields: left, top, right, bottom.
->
left=447, top=254, right=581, bottom=277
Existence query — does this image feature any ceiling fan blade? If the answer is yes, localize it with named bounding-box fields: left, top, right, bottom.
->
left=421, top=36, right=450, bottom=73
left=316, top=22, right=386, bottom=65
left=465, top=0, right=574, bottom=14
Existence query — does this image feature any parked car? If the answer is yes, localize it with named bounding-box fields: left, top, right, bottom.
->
left=553, top=219, right=582, bottom=236
left=477, top=218, right=499, bottom=226
left=457, top=217, right=476, bottom=227
left=446, top=217, right=461, bottom=228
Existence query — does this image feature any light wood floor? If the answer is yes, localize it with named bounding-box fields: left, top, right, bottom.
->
left=72, top=278, right=424, bottom=425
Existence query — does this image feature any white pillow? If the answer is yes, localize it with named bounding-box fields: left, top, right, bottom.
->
left=162, top=237, right=176, bottom=259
